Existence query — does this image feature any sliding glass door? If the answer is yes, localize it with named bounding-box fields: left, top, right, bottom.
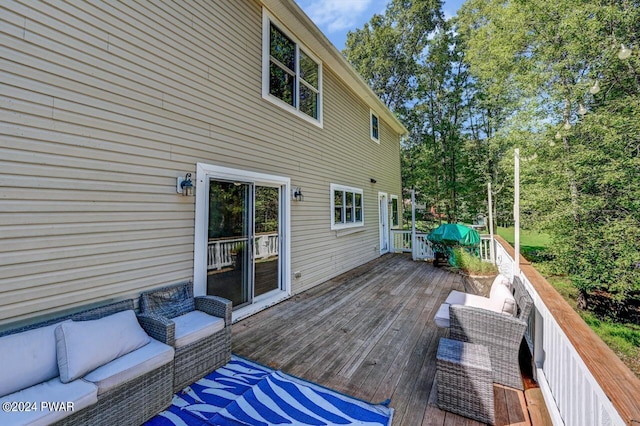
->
left=205, top=180, right=282, bottom=309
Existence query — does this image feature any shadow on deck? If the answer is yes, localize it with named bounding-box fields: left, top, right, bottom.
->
left=232, top=253, right=544, bottom=425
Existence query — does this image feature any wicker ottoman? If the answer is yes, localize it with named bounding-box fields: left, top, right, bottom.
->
left=436, top=338, right=495, bottom=424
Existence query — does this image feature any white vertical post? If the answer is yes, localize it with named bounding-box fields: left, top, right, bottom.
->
left=411, top=189, right=416, bottom=261
left=488, top=182, right=495, bottom=264
left=514, top=149, right=520, bottom=279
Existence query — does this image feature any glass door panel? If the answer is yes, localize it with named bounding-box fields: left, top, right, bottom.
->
left=254, top=186, right=280, bottom=297
left=206, top=180, right=252, bottom=309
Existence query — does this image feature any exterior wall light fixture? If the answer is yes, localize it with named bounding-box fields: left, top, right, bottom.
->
left=177, top=173, right=194, bottom=196
left=292, top=187, right=303, bottom=201
left=370, top=178, right=377, bottom=183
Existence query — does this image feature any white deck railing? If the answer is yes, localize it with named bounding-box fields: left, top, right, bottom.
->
left=391, top=230, right=491, bottom=263
left=207, top=233, right=278, bottom=270
left=390, top=230, right=412, bottom=253
left=479, top=235, right=493, bottom=263
left=389, top=230, right=434, bottom=259
left=492, top=237, right=639, bottom=426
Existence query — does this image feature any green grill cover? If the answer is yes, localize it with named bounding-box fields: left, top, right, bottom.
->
left=426, top=223, right=480, bottom=247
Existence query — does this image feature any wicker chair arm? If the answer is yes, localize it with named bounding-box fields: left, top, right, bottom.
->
left=195, top=296, right=232, bottom=325
left=137, top=313, right=176, bottom=346
left=449, top=304, right=527, bottom=350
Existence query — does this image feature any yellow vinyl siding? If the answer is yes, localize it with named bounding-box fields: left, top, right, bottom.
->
left=0, top=0, right=402, bottom=326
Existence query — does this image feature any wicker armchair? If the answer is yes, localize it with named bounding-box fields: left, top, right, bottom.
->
left=138, top=281, right=232, bottom=392
left=449, top=277, right=533, bottom=390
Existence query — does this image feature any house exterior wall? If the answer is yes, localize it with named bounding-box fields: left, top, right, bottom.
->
left=0, top=0, right=403, bottom=327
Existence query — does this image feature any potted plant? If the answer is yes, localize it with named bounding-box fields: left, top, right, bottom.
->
left=451, top=247, right=499, bottom=297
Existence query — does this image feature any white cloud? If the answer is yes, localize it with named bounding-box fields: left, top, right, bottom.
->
left=300, top=0, right=375, bottom=33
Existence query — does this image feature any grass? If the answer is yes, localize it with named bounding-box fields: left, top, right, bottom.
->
left=494, top=226, right=640, bottom=378
left=452, top=248, right=498, bottom=275
left=494, top=226, right=551, bottom=248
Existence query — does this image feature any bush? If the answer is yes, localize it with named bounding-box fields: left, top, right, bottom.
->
left=452, top=248, right=498, bottom=275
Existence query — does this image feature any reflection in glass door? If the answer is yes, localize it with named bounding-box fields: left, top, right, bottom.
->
left=254, top=186, right=279, bottom=297
left=206, top=181, right=281, bottom=309
left=206, top=181, right=252, bottom=309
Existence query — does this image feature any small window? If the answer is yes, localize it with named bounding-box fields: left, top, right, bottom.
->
left=370, top=111, right=380, bottom=142
left=330, top=184, right=364, bottom=230
left=390, top=195, right=400, bottom=228
left=263, top=10, right=322, bottom=126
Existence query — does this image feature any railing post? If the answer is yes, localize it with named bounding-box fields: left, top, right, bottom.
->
left=411, top=190, right=416, bottom=261
left=488, top=182, right=496, bottom=264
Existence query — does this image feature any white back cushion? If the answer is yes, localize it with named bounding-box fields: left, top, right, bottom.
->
left=489, top=274, right=510, bottom=299
left=0, top=321, right=67, bottom=397
left=490, top=284, right=517, bottom=316
left=55, top=310, right=150, bottom=383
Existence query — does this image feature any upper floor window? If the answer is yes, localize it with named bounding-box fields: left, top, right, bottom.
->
left=370, top=111, right=380, bottom=142
left=330, top=184, right=363, bottom=230
left=263, top=10, right=323, bottom=126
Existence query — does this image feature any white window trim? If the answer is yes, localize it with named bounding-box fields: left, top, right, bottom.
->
left=262, top=9, right=323, bottom=128
left=390, top=194, right=400, bottom=228
left=330, top=183, right=364, bottom=230
left=370, top=110, right=380, bottom=143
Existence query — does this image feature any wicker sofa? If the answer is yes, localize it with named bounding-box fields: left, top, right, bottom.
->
left=448, top=277, right=533, bottom=389
left=0, top=299, right=174, bottom=426
left=139, top=281, right=232, bottom=392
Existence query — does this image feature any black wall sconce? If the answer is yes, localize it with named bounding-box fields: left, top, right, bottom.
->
left=370, top=178, right=377, bottom=184
left=292, top=187, right=304, bottom=201
left=177, top=173, right=194, bottom=196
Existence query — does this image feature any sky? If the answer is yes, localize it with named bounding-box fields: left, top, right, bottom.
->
left=295, top=0, right=466, bottom=51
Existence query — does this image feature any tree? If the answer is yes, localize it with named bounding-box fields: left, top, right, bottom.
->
left=457, top=0, right=640, bottom=317
left=346, top=1, right=497, bottom=224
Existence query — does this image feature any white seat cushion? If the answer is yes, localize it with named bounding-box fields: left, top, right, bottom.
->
left=83, top=339, right=174, bottom=395
left=0, top=321, right=68, bottom=397
left=172, top=311, right=225, bottom=348
left=444, top=290, right=492, bottom=308
left=0, top=377, right=97, bottom=426
left=435, top=281, right=514, bottom=328
left=434, top=303, right=452, bottom=328
left=55, top=310, right=151, bottom=383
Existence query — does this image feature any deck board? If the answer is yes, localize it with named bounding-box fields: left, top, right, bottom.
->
left=232, top=253, right=540, bottom=425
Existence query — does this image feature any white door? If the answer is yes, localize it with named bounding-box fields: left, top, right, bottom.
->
left=378, top=192, right=389, bottom=254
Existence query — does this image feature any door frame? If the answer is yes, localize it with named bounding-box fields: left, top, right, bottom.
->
left=193, top=163, right=291, bottom=319
left=378, top=192, right=389, bottom=254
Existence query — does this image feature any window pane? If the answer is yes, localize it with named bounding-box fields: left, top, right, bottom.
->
left=270, top=24, right=295, bottom=71
left=334, top=207, right=343, bottom=223
left=270, top=63, right=295, bottom=106
left=346, top=192, right=353, bottom=208
left=299, top=83, right=318, bottom=119
left=391, top=198, right=399, bottom=227
left=299, top=51, right=318, bottom=88
left=334, top=190, right=343, bottom=207
left=371, top=114, right=379, bottom=139
left=355, top=193, right=362, bottom=208
left=355, top=207, right=362, bottom=222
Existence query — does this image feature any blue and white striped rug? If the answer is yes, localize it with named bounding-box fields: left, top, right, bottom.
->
left=145, top=355, right=393, bottom=426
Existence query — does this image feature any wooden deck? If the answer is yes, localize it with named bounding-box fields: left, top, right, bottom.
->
left=232, top=254, right=546, bottom=426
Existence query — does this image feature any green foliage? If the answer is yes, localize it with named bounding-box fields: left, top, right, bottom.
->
left=452, top=248, right=498, bottom=275
left=458, top=0, right=640, bottom=313
left=581, top=311, right=640, bottom=376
